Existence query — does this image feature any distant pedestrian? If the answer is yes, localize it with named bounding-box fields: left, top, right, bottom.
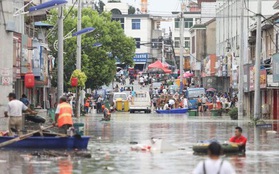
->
left=197, top=96, right=202, bottom=112
left=192, top=142, right=236, bottom=174
left=20, top=94, right=30, bottom=107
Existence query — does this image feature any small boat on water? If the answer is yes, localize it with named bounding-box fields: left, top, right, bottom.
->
left=193, top=141, right=241, bottom=155
left=156, top=108, right=188, bottom=114
left=0, top=136, right=90, bottom=149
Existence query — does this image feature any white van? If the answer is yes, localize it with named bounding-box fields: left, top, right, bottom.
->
left=129, top=91, right=151, bottom=113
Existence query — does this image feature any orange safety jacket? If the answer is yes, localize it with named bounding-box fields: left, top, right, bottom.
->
left=85, top=100, right=90, bottom=107
left=58, top=102, right=73, bottom=127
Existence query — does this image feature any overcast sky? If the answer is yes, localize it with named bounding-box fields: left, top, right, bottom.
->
left=104, top=0, right=180, bottom=15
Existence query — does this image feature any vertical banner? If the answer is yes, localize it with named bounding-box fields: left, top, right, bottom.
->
left=13, top=33, right=21, bottom=79
left=273, top=53, right=279, bottom=82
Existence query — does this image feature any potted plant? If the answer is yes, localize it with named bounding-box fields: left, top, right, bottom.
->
left=228, top=107, right=238, bottom=120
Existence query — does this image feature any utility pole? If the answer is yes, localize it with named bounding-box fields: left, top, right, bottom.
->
left=238, top=0, right=245, bottom=119
left=179, top=0, right=185, bottom=93
left=57, top=6, right=64, bottom=100
left=76, top=0, right=82, bottom=117
left=254, top=0, right=262, bottom=119
left=77, top=0, right=82, bottom=70
left=162, top=37, right=165, bottom=64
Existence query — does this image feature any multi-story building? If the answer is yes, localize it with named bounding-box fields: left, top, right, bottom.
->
left=105, top=0, right=162, bottom=70
left=0, top=0, right=54, bottom=114
left=216, top=0, right=277, bottom=117
left=170, top=0, right=216, bottom=86
left=190, top=19, right=218, bottom=89
left=216, top=0, right=276, bottom=89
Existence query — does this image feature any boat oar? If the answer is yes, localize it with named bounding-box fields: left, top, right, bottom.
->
left=0, top=125, right=53, bottom=148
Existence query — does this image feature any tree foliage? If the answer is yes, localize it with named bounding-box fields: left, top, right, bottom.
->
left=70, top=69, right=87, bottom=87
left=47, top=8, right=135, bottom=90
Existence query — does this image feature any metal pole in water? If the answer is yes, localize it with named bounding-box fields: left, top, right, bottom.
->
left=76, top=0, right=82, bottom=117
left=57, top=6, right=64, bottom=100
left=238, top=0, right=245, bottom=119
left=179, top=1, right=185, bottom=93
left=254, top=0, right=262, bottom=120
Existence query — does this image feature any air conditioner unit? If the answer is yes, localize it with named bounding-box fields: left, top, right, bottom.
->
left=6, top=21, right=16, bottom=32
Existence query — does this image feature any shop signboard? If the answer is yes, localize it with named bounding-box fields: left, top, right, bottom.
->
left=32, top=40, right=42, bottom=77
left=13, top=32, right=21, bottom=79
left=249, top=65, right=267, bottom=91
left=21, top=35, right=33, bottom=74
left=243, top=64, right=250, bottom=92
left=273, top=53, right=279, bottom=82
left=133, top=53, right=148, bottom=62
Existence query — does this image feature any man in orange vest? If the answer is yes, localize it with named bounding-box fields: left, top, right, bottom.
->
left=102, top=105, right=111, bottom=121
left=55, top=96, right=73, bottom=134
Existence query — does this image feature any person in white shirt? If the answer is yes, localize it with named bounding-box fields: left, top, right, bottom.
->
left=183, top=97, right=189, bottom=109
left=162, top=88, right=167, bottom=94
left=139, top=76, right=144, bottom=87
left=193, top=142, right=236, bottom=174
left=168, top=99, right=175, bottom=109
left=4, top=93, right=36, bottom=136
left=163, top=103, right=170, bottom=110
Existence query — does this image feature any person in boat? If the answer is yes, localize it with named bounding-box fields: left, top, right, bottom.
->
left=163, top=103, right=170, bottom=110
left=4, top=93, right=37, bottom=136
left=102, top=105, right=111, bottom=121
left=229, top=126, right=247, bottom=152
left=55, top=96, right=73, bottom=134
left=168, top=98, right=175, bottom=109
left=193, top=142, right=236, bottom=174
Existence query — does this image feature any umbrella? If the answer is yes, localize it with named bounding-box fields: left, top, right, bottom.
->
left=206, top=88, right=217, bottom=92
left=183, top=72, right=194, bottom=78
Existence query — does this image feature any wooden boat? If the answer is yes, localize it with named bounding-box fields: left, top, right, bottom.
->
left=193, top=142, right=240, bottom=154
left=156, top=108, right=188, bottom=114
left=0, top=136, right=90, bottom=149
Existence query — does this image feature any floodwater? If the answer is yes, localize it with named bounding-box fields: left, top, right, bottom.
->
left=0, top=112, right=279, bottom=174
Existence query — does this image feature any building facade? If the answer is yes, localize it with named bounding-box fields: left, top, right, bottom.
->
left=105, top=0, right=162, bottom=71
left=0, top=0, right=54, bottom=114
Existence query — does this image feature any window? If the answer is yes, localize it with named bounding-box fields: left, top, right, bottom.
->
left=175, top=18, right=180, bottom=28
left=175, top=37, right=190, bottom=49
left=192, top=36, right=195, bottom=54
left=185, top=18, right=193, bottom=28
left=112, top=18, right=124, bottom=29
left=185, top=37, right=190, bottom=48
left=132, top=19, right=141, bottom=30
left=175, top=37, right=180, bottom=48
left=175, top=18, right=194, bottom=28
left=134, top=38, right=141, bottom=49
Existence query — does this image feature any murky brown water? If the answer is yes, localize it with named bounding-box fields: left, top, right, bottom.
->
left=0, top=112, right=279, bottom=174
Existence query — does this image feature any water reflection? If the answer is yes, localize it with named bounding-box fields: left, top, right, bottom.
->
left=0, top=113, right=279, bottom=174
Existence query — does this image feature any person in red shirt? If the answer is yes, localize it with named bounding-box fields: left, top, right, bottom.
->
left=229, top=126, right=247, bottom=152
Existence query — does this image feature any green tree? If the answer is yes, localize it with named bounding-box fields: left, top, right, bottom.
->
left=70, top=70, right=87, bottom=117
left=70, top=69, right=87, bottom=87
left=47, top=8, right=135, bottom=90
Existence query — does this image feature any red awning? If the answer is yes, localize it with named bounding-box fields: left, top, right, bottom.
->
left=148, top=60, right=172, bottom=73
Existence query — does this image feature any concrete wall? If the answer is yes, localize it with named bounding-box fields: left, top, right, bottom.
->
left=196, top=29, right=206, bottom=62
left=0, top=0, right=15, bottom=114
left=206, top=20, right=216, bottom=55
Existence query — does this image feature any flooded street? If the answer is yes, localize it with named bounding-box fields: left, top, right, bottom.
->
left=0, top=113, right=279, bottom=174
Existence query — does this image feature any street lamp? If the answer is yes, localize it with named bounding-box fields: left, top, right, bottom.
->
left=29, top=0, right=67, bottom=15
left=72, top=27, right=95, bottom=37
left=92, top=42, right=102, bottom=48
left=28, top=0, right=68, bottom=101
left=73, top=28, right=97, bottom=117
